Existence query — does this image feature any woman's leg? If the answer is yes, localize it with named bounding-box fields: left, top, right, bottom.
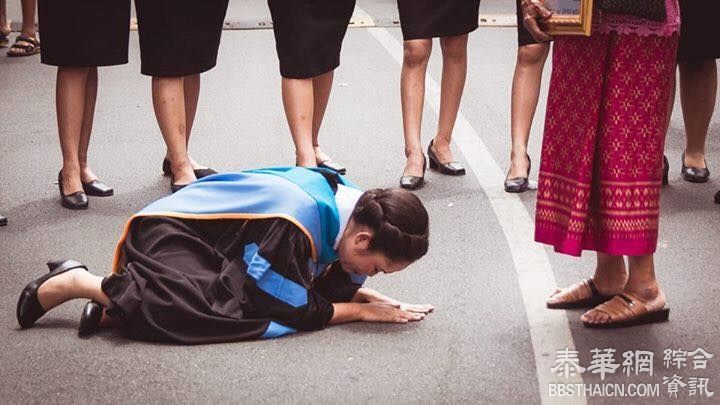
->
left=152, top=76, right=196, bottom=185
left=282, top=77, right=316, bottom=167
left=0, top=0, right=10, bottom=38
left=508, top=42, right=550, bottom=179
left=78, top=67, right=99, bottom=183
left=546, top=253, right=627, bottom=305
left=57, top=67, right=91, bottom=194
left=581, top=255, right=665, bottom=323
left=179, top=73, right=209, bottom=171
left=37, top=268, right=110, bottom=311
left=679, top=59, right=717, bottom=168
left=311, top=70, right=335, bottom=164
left=431, top=34, right=469, bottom=163
left=20, top=0, right=35, bottom=38
left=400, top=39, right=432, bottom=177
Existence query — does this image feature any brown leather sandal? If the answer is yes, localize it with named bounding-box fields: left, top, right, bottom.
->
left=583, top=293, right=670, bottom=329
left=546, top=278, right=614, bottom=309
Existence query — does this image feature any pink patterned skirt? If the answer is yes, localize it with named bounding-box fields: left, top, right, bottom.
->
left=534, top=33, right=678, bottom=257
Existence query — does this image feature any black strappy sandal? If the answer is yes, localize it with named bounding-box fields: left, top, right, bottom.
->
left=7, top=35, right=40, bottom=57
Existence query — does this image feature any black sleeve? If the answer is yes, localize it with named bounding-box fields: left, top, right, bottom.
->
left=237, top=219, right=335, bottom=331
left=312, top=262, right=363, bottom=303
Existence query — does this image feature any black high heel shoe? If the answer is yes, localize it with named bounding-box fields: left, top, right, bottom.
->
left=0, top=214, right=7, bottom=227
left=163, top=158, right=218, bottom=180
left=17, top=259, right=88, bottom=328
left=681, top=151, right=710, bottom=183
left=400, top=155, right=427, bottom=190
left=427, top=139, right=465, bottom=176
left=58, top=171, right=89, bottom=210
left=505, top=155, right=531, bottom=193
left=82, top=180, right=114, bottom=197
left=662, top=155, right=669, bottom=186
left=78, top=301, right=103, bottom=337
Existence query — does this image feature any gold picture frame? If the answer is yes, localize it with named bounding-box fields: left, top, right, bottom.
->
left=542, top=0, right=594, bottom=36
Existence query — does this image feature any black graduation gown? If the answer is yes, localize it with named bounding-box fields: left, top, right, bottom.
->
left=101, top=216, right=362, bottom=344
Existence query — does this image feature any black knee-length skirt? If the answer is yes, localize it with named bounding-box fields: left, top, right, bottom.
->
left=135, top=0, right=229, bottom=77
left=268, top=0, right=356, bottom=79
left=678, top=0, right=720, bottom=61
left=397, top=0, right=480, bottom=40
left=38, top=0, right=130, bottom=67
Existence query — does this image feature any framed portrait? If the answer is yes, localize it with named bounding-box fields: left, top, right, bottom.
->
left=542, top=0, right=594, bottom=36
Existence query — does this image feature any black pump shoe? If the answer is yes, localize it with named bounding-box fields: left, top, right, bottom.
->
left=681, top=151, right=710, bottom=183
left=428, top=139, right=465, bottom=176
left=505, top=155, right=532, bottom=193
left=0, top=214, right=7, bottom=226
left=78, top=301, right=103, bottom=337
left=715, top=190, right=720, bottom=205
left=662, top=155, right=669, bottom=186
left=17, top=259, right=88, bottom=328
left=82, top=180, right=114, bottom=197
left=58, top=171, right=88, bottom=210
left=317, top=159, right=347, bottom=175
left=400, top=155, right=427, bottom=191
left=163, top=158, right=217, bottom=180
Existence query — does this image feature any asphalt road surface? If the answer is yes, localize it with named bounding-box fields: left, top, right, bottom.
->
left=1, top=1, right=719, bottom=404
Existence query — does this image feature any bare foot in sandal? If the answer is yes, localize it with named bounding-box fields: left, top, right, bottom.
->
left=547, top=254, right=628, bottom=308
left=7, top=34, right=40, bottom=57
left=581, top=255, right=668, bottom=328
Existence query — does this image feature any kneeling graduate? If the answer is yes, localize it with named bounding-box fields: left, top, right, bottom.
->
left=17, top=167, right=433, bottom=343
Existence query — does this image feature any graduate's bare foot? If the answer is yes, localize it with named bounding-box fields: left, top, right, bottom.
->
left=37, top=268, right=86, bottom=311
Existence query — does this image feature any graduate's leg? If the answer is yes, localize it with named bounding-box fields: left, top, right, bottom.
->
left=281, top=77, right=316, bottom=167
left=508, top=42, right=550, bottom=179
left=546, top=253, right=628, bottom=306
left=311, top=70, right=335, bottom=164
left=401, top=39, right=432, bottom=177
left=431, top=34, right=469, bottom=164
left=679, top=59, right=717, bottom=169
left=152, top=76, right=196, bottom=186
left=78, top=67, right=100, bottom=183
left=37, top=268, right=110, bottom=312
left=57, top=67, right=91, bottom=194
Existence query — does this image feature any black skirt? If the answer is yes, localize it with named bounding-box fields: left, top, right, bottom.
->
left=134, top=0, right=229, bottom=77
left=678, top=0, right=720, bottom=61
left=268, top=0, right=356, bottom=79
left=38, top=0, right=130, bottom=67
left=397, top=0, right=480, bottom=40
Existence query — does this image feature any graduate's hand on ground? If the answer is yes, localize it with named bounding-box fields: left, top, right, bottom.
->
left=358, top=302, right=427, bottom=323
left=353, top=288, right=434, bottom=314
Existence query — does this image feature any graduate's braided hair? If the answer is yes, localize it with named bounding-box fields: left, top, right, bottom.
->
left=350, top=188, right=429, bottom=263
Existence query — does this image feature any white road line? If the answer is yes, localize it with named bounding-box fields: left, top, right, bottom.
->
left=365, top=25, right=586, bottom=405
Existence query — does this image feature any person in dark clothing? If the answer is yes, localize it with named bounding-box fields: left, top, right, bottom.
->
left=17, top=167, right=433, bottom=344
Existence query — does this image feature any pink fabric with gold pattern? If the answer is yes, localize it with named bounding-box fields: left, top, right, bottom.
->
left=594, top=0, right=680, bottom=37
left=535, top=33, right=679, bottom=257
